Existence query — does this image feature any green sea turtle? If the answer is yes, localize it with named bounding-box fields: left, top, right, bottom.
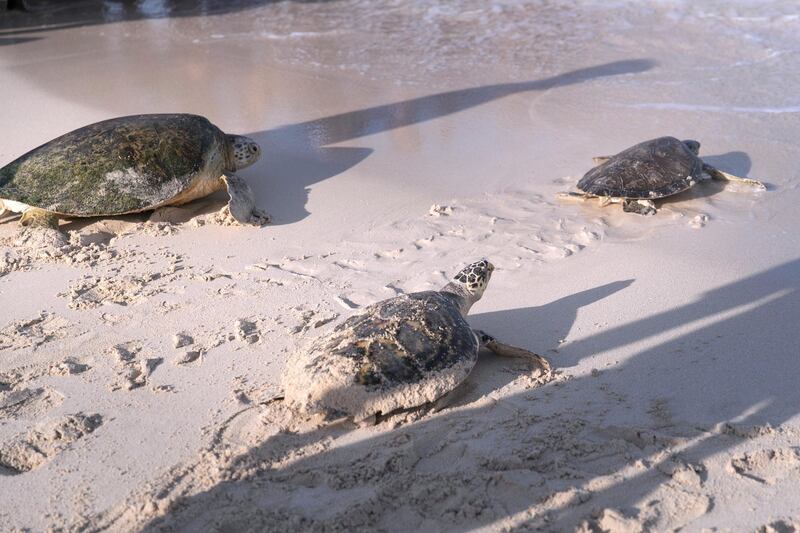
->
left=559, top=136, right=766, bottom=215
left=0, top=113, right=268, bottom=228
left=280, top=259, right=551, bottom=423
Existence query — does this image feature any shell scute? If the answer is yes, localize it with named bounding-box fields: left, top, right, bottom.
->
left=282, top=291, right=479, bottom=418
left=0, top=114, right=227, bottom=215
left=578, top=136, right=703, bottom=199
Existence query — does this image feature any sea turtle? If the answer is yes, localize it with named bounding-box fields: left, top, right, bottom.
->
left=0, top=113, right=268, bottom=228
left=559, top=136, right=766, bottom=215
left=280, top=259, right=551, bottom=424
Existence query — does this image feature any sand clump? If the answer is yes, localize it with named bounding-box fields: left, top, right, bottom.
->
left=730, top=448, right=800, bottom=485
left=0, top=227, right=119, bottom=277
left=105, top=342, right=164, bottom=391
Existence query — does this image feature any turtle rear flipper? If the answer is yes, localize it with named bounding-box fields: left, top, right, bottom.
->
left=703, top=164, right=767, bottom=190
left=222, top=174, right=271, bottom=226
left=622, top=198, right=657, bottom=215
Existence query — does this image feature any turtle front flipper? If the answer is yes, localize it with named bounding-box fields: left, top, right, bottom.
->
left=474, top=329, right=551, bottom=378
left=222, top=174, right=271, bottom=226
left=556, top=191, right=591, bottom=202
left=703, top=164, right=767, bottom=190
left=19, top=207, right=60, bottom=229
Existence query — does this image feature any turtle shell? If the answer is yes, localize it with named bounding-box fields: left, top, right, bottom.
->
left=282, top=291, right=479, bottom=420
left=0, top=114, right=227, bottom=215
left=577, top=136, right=703, bottom=199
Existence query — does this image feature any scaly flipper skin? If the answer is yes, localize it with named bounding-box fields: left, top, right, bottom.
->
left=556, top=191, right=591, bottom=201
left=474, top=329, right=551, bottom=377
left=556, top=191, right=626, bottom=209
left=19, top=207, right=59, bottom=229
left=222, top=174, right=271, bottom=226
left=703, top=164, right=767, bottom=190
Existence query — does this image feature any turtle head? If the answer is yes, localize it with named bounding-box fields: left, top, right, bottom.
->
left=441, top=259, right=495, bottom=314
left=682, top=139, right=701, bottom=156
left=226, top=135, right=261, bottom=171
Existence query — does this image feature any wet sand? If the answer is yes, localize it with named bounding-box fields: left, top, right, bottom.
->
left=1, top=1, right=800, bottom=531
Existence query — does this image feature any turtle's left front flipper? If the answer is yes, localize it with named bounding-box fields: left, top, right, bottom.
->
left=474, top=329, right=551, bottom=378
left=19, top=207, right=60, bottom=229
left=222, top=174, right=271, bottom=226
left=703, top=164, right=767, bottom=190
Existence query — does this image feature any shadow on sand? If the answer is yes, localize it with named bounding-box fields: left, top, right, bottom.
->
left=660, top=149, right=759, bottom=206
left=246, top=59, right=656, bottom=224
left=125, top=258, right=799, bottom=530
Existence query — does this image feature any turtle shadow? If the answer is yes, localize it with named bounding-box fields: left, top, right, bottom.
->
left=127, top=259, right=800, bottom=531
left=243, top=59, right=657, bottom=225
left=451, top=280, right=635, bottom=407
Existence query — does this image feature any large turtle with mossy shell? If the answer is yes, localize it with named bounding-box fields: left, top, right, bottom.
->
left=280, top=259, right=551, bottom=424
left=0, top=114, right=269, bottom=228
left=559, top=136, right=766, bottom=215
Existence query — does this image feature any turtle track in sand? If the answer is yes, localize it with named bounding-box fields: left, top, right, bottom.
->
left=0, top=413, right=103, bottom=475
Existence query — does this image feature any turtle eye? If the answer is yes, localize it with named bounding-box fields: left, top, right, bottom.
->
left=250, top=145, right=259, bottom=153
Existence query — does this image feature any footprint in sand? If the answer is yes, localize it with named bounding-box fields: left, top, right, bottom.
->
left=0, top=413, right=102, bottom=474
left=106, top=342, right=163, bottom=391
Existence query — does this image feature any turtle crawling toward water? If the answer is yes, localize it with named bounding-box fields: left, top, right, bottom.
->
left=560, top=136, right=766, bottom=215
left=0, top=114, right=269, bottom=228
left=280, top=259, right=551, bottom=424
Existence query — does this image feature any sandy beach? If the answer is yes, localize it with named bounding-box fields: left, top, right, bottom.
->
left=1, top=1, right=799, bottom=531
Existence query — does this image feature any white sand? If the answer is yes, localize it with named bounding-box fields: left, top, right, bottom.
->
left=1, top=1, right=799, bottom=531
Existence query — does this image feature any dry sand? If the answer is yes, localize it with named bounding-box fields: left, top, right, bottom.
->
left=1, top=1, right=800, bottom=531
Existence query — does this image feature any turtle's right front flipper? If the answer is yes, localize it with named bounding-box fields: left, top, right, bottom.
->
left=474, top=329, right=551, bottom=378
left=703, top=164, right=767, bottom=190
left=222, top=174, right=271, bottom=226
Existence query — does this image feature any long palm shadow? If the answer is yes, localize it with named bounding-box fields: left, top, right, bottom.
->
left=547, top=264, right=800, bottom=528
left=129, top=259, right=800, bottom=531
left=246, top=59, right=656, bottom=224
left=557, top=258, right=799, bottom=367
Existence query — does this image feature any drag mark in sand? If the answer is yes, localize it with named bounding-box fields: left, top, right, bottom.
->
left=0, top=312, right=72, bottom=351
left=0, top=414, right=103, bottom=474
